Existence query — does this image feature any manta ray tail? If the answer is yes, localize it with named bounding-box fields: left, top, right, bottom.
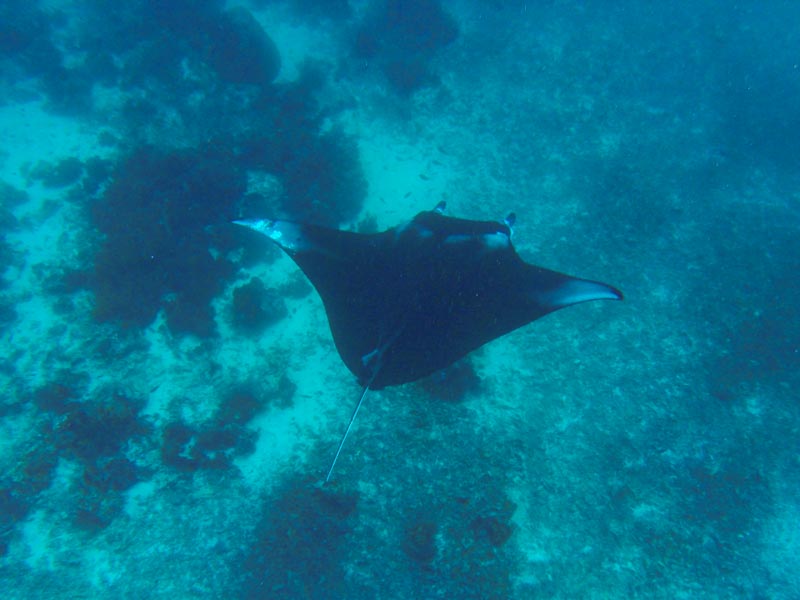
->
left=325, top=383, right=372, bottom=483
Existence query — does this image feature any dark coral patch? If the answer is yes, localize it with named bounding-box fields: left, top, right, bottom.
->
left=164, top=294, right=217, bottom=338
left=231, top=278, right=287, bottom=334
left=274, top=373, right=297, bottom=409
left=28, top=157, right=84, bottom=188
left=160, top=423, right=196, bottom=472
left=681, top=461, right=768, bottom=534
left=0, top=297, right=14, bottom=322
left=33, top=382, right=76, bottom=414
left=383, top=57, right=438, bottom=96
left=416, top=359, right=482, bottom=402
left=240, top=477, right=358, bottom=598
left=90, top=146, right=246, bottom=333
left=286, top=0, right=352, bottom=21
left=352, top=0, right=458, bottom=96
left=19, top=448, right=58, bottom=496
left=204, top=7, right=281, bottom=86
left=161, top=421, right=256, bottom=472
left=0, top=181, right=29, bottom=208
left=73, top=485, right=124, bottom=533
left=81, top=157, right=114, bottom=196
left=54, top=393, right=150, bottom=463
left=402, top=519, right=438, bottom=564
left=146, top=2, right=279, bottom=87
left=83, top=457, right=141, bottom=493
left=277, top=129, right=367, bottom=226
left=471, top=515, right=513, bottom=547
left=216, top=386, right=264, bottom=427
left=0, top=3, right=92, bottom=112
left=378, top=0, right=458, bottom=55
left=0, top=486, right=30, bottom=526
left=0, top=486, right=30, bottom=556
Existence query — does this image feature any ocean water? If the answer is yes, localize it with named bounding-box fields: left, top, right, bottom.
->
left=1, top=1, right=798, bottom=598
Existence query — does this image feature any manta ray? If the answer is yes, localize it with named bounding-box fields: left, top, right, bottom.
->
left=235, top=202, right=622, bottom=481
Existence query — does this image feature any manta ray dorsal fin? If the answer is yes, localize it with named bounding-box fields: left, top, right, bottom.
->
left=325, top=381, right=372, bottom=483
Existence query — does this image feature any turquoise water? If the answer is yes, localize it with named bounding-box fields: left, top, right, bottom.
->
left=1, top=1, right=797, bottom=598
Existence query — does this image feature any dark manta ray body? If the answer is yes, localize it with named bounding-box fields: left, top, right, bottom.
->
left=235, top=203, right=622, bottom=480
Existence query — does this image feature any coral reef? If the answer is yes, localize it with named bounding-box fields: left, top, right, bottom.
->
left=161, top=421, right=256, bottom=472
left=146, top=2, right=279, bottom=87
left=72, top=484, right=125, bottom=532
left=239, top=94, right=368, bottom=226
left=89, top=146, right=246, bottom=333
left=402, top=519, right=438, bottom=564
left=215, top=386, right=265, bottom=427
left=273, top=373, right=297, bottom=409
left=231, top=278, right=287, bottom=334
left=255, top=0, right=353, bottom=22
left=204, top=7, right=281, bottom=86
left=85, top=112, right=364, bottom=334
left=0, top=2, right=92, bottom=112
left=0, top=182, right=21, bottom=294
left=10, top=387, right=153, bottom=534
left=0, top=486, right=29, bottom=557
left=33, top=382, right=76, bottom=415
left=278, top=128, right=367, bottom=226
left=0, top=181, right=28, bottom=208
left=416, top=358, right=481, bottom=402
left=81, top=157, right=114, bottom=197
left=681, top=460, right=768, bottom=535
left=83, top=457, right=141, bottom=493
left=470, top=515, right=513, bottom=547
left=352, top=0, right=458, bottom=95
left=54, top=393, right=150, bottom=463
left=240, top=477, right=358, bottom=598
left=0, top=300, right=15, bottom=327
left=27, top=157, right=84, bottom=188
left=0, top=2, right=797, bottom=597
left=18, top=447, right=58, bottom=496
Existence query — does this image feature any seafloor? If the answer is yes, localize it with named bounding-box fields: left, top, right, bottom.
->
left=1, top=1, right=798, bottom=598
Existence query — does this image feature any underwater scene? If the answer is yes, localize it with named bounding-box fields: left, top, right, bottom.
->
left=1, top=1, right=798, bottom=598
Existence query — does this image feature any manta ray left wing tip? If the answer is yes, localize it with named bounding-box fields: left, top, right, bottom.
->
left=233, top=218, right=313, bottom=254
left=233, top=218, right=270, bottom=227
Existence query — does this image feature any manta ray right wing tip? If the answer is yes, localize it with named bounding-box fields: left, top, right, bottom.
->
left=552, top=278, right=624, bottom=307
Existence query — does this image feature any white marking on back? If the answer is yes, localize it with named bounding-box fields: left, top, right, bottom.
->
left=482, top=232, right=510, bottom=250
